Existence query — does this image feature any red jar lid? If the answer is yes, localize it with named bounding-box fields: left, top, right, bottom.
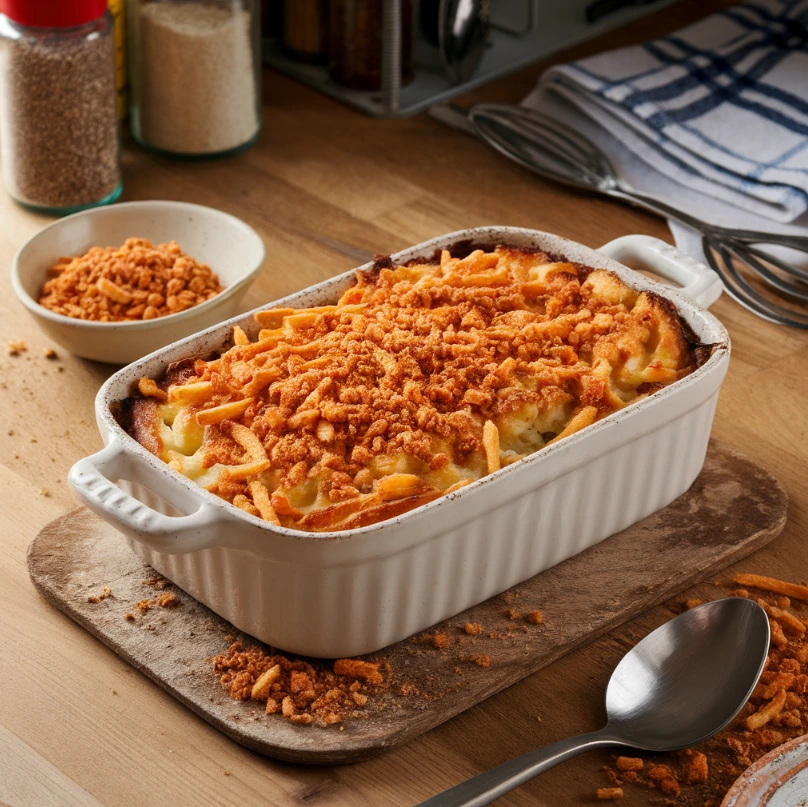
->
left=0, top=0, right=108, bottom=28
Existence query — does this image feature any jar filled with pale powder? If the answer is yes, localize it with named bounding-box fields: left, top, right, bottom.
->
left=128, top=0, right=261, bottom=157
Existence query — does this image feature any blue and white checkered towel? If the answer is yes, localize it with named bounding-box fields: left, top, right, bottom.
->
left=535, top=0, right=808, bottom=224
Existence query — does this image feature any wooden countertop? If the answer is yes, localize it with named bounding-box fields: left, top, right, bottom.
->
left=2, top=2, right=805, bottom=804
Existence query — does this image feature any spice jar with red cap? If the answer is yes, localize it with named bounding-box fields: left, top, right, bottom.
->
left=0, top=0, right=121, bottom=213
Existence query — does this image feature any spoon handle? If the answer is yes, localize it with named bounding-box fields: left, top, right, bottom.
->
left=416, top=729, right=620, bottom=807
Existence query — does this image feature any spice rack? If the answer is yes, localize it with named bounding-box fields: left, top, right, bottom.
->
left=263, top=0, right=679, bottom=118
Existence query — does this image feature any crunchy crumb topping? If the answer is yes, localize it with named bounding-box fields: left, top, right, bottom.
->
left=129, top=246, right=696, bottom=532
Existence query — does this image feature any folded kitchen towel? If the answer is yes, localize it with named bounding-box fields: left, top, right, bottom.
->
left=526, top=0, right=808, bottom=255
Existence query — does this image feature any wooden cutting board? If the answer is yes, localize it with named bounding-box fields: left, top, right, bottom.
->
left=28, top=439, right=787, bottom=765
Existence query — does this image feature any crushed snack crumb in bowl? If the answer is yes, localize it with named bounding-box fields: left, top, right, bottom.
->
left=11, top=200, right=265, bottom=364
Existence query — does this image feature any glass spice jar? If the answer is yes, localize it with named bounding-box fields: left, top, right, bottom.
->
left=0, top=0, right=122, bottom=214
left=108, top=0, right=128, bottom=119
left=128, top=0, right=262, bottom=158
left=329, top=0, right=413, bottom=92
left=282, top=0, right=327, bottom=64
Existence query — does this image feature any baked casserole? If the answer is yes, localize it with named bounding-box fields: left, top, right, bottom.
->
left=121, top=245, right=701, bottom=532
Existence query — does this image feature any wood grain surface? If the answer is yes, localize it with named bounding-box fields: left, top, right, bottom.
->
left=26, top=441, right=787, bottom=766
left=3, top=0, right=806, bottom=804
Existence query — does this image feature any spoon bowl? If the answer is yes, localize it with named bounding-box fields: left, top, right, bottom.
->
left=418, top=598, right=770, bottom=806
left=439, top=0, right=489, bottom=84
left=605, top=598, right=770, bottom=750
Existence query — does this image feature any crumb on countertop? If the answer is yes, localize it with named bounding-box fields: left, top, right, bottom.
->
left=157, top=592, right=180, bottom=608
left=333, top=658, right=383, bottom=684
left=135, top=598, right=153, bottom=614
left=142, top=574, right=170, bottom=589
left=87, top=586, right=112, bottom=604
left=214, top=641, right=389, bottom=727
left=596, top=787, right=623, bottom=801
left=616, top=756, right=643, bottom=772
left=431, top=632, right=450, bottom=649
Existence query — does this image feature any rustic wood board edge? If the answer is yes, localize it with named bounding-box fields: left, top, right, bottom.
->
left=28, top=440, right=788, bottom=765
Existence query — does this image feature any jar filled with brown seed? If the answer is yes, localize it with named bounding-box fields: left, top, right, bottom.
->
left=0, top=0, right=122, bottom=214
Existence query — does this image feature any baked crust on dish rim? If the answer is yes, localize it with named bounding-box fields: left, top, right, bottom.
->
left=119, top=245, right=703, bottom=532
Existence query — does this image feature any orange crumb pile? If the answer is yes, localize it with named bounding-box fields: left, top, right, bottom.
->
left=39, top=238, right=222, bottom=322
left=87, top=586, right=112, bottom=604
left=212, top=641, right=388, bottom=727
left=124, top=591, right=182, bottom=621
left=597, top=573, right=808, bottom=805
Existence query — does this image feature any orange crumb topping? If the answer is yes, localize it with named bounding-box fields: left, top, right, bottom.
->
left=127, top=246, right=697, bottom=532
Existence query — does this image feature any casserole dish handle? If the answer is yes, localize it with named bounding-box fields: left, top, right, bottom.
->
left=598, top=235, right=724, bottom=309
left=69, top=442, right=229, bottom=555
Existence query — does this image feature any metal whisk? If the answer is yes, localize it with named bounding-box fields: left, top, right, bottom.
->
left=439, top=102, right=808, bottom=328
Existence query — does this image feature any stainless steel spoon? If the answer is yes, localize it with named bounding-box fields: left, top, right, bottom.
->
left=432, top=101, right=808, bottom=328
left=417, top=598, right=770, bottom=807
left=439, top=0, right=490, bottom=84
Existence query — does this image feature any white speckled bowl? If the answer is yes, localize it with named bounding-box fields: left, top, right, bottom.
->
left=11, top=200, right=265, bottom=364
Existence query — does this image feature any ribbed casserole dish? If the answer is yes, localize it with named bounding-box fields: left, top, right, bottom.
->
left=69, top=227, right=729, bottom=658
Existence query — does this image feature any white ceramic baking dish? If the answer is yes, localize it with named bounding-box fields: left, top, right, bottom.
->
left=68, top=228, right=729, bottom=658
